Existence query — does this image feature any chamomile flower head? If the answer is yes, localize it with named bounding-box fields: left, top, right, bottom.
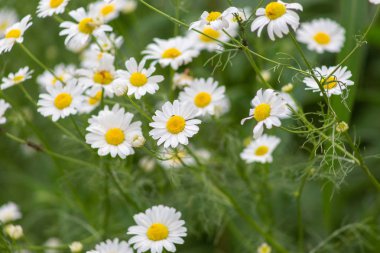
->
left=251, top=1, right=303, bottom=41
left=1, top=67, right=33, bottom=90
left=142, top=37, right=200, bottom=70
left=240, top=135, right=280, bottom=164
left=0, top=99, right=11, bottom=125
left=189, top=7, right=239, bottom=31
left=173, top=70, right=193, bottom=89
left=149, top=100, right=201, bottom=148
left=44, top=238, right=61, bottom=253
left=0, top=15, right=32, bottom=54
left=241, top=89, right=288, bottom=138
left=90, top=238, right=133, bottom=253
left=226, top=7, right=251, bottom=29
left=0, top=9, right=17, bottom=37
left=257, top=242, right=272, bottom=253
left=114, top=57, right=164, bottom=99
left=370, top=0, right=380, bottom=4
left=59, top=7, right=112, bottom=50
left=0, top=202, right=21, bottom=223
left=303, top=65, right=354, bottom=97
left=118, top=0, right=138, bottom=13
left=159, top=147, right=195, bottom=169
left=78, top=53, right=117, bottom=97
left=89, top=0, right=123, bottom=23
left=37, top=81, right=84, bottom=122
left=127, top=205, right=187, bottom=253
left=37, top=64, right=75, bottom=89
left=85, top=104, right=143, bottom=159
left=179, top=77, right=226, bottom=117
left=296, top=18, right=345, bottom=54
left=187, top=24, right=237, bottom=52
left=37, top=0, right=70, bottom=18
left=78, top=87, right=103, bottom=114
left=93, top=32, right=123, bottom=53
left=278, top=92, right=297, bottom=118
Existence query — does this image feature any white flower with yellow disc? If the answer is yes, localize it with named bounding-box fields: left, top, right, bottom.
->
left=89, top=238, right=133, bottom=253
left=127, top=205, right=187, bottom=253
left=37, top=64, right=75, bottom=89
left=189, top=7, right=239, bottom=31
left=241, top=135, right=280, bottom=164
left=85, top=104, right=143, bottom=158
left=37, top=0, right=70, bottom=18
left=1, top=67, right=33, bottom=90
left=78, top=87, right=103, bottom=114
left=0, top=9, right=18, bottom=37
left=0, top=15, right=32, bottom=54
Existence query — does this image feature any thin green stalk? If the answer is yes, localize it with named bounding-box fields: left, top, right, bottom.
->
left=243, top=47, right=273, bottom=89
left=102, top=161, right=111, bottom=238
left=126, top=95, right=153, bottom=122
left=70, top=115, right=84, bottom=139
left=18, top=85, right=36, bottom=106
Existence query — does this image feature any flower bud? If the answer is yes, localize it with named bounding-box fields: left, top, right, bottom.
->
left=113, top=82, right=128, bottom=97
left=4, top=224, right=23, bottom=240
left=69, top=241, right=83, bottom=253
left=281, top=83, right=293, bottom=93
left=336, top=121, right=349, bottom=133
left=132, top=134, right=145, bottom=148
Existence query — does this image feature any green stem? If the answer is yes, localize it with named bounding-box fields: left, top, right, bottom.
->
left=70, top=115, right=84, bottom=139
left=126, top=96, right=152, bottom=122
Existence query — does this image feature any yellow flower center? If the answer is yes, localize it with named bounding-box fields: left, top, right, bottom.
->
left=254, top=103, right=271, bottom=121
left=265, top=2, right=286, bottom=20
left=206, top=11, right=222, bottom=22
left=313, top=32, right=331, bottom=45
left=162, top=48, right=182, bottom=59
left=258, top=244, right=272, bottom=253
left=199, top=27, right=220, bottom=42
left=105, top=128, right=125, bottom=145
left=101, top=4, right=115, bottom=16
left=0, top=22, right=9, bottom=31
left=51, top=75, right=64, bottom=85
left=88, top=91, right=102, bottom=105
left=194, top=92, right=212, bottom=108
left=50, top=0, right=64, bottom=8
left=54, top=93, right=72, bottom=110
left=146, top=223, right=169, bottom=241
left=93, top=71, right=113, bottom=85
left=166, top=115, right=186, bottom=134
left=13, top=75, right=24, bottom=83
left=78, top=17, right=96, bottom=34
left=322, top=76, right=337, bottom=90
left=255, top=145, right=269, bottom=156
left=5, top=29, right=21, bottom=39
left=130, top=72, right=148, bottom=87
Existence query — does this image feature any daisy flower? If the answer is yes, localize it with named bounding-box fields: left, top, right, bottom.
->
left=189, top=7, right=238, bottom=30
left=258, top=242, right=272, bottom=253
left=226, top=7, right=251, bottom=30
left=77, top=53, right=117, bottom=97
left=89, top=0, right=122, bottom=23
left=1, top=67, right=33, bottom=90
left=296, top=18, right=345, bottom=54
left=0, top=9, right=18, bottom=37
left=179, top=77, right=226, bottom=116
left=142, top=37, right=200, bottom=70
left=78, top=87, right=103, bottom=114
left=0, top=202, right=22, bottom=223
left=158, top=147, right=195, bottom=169
left=127, top=205, right=187, bottom=253
left=37, top=64, right=75, bottom=89
left=37, top=81, right=84, bottom=122
left=0, top=99, right=11, bottom=125
left=303, top=65, right=353, bottom=97
left=251, top=1, right=303, bottom=41
left=149, top=100, right=201, bottom=148
left=114, top=57, right=164, bottom=99
left=241, top=89, right=288, bottom=138
left=370, top=0, right=380, bottom=4
left=89, top=238, right=133, bottom=253
left=37, top=0, right=70, bottom=18
left=173, top=70, right=193, bottom=89
left=240, top=135, right=280, bottom=164
left=59, top=7, right=112, bottom=49
left=85, top=104, right=143, bottom=158
left=0, top=15, right=32, bottom=54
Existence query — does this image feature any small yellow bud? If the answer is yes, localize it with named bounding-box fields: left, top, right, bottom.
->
left=69, top=241, right=83, bottom=253
left=336, top=121, right=349, bottom=133
left=281, top=83, right=293, bottom=93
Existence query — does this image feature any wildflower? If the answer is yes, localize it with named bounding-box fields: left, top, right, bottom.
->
left=173, top=70, right=193, bottom=89
left=251, top=1, right=302, bottom=41
left=37, top=81, right=84, bottom=122
left=89, top=238, right=132, bottom=253
left=131, top=134, right=145, bottom=148
left=241, top=89, right=288, bottom=138
left=37, top=0, right=70, bottom=18
left=303, top=66, right=354, bottom=97
left=77, top=54, right=117, bottom=97
left=189, top=7, right=239, bottom=30
left=278, top=92, right=297, bottom=118
left=0, top=100, right=11, bottom=125
left=260, top=70, right=271, bottom=82
left=85, top=104, right=143, bottom=159
left=45, top=238, right=61, bottom=253
left=257, top=242, right=272, bottom=253
left=59, top=7, right=112, bottom=49
left=142, top=37, right=199, bottom=70
left=336, top=121, right=349, bottom=133
left=241, top=135, right=280, bottom=164
left=127, top=205, right=187, bottom=253
left=0, top=202, right=21, bottom=223
left=69, top=241, right=83, bottom=253
left=0, top=15, right=32, bottom=54
left=37, top=64, right=75, bottom=89
left=296, top=18, right=345, bottom=54
left=0, top=9, right=18, bottom=37
left=281, top=83, right=293, bottom=93
left=213, top=97, right=230, bottom=118
left=114, top=57, right=164, bottom=99
left=4, top=224, right=23, bottom=240
left=149, top=100, right=201, bottom=148
left=139, top=156, right=156, bottom=172
left=226, top=7, right=251, bottom=30
left=78, top=87, right=103, bottom=114
left=1, top=67, right=33, bottom=90
left=118, top=0, right=138, bottom=13
left=159, top=147, right=195, bottom=169
left=369, top=0, right=380, bottom=4
left=89, top=0, right=122, bottom=23
left=179, top=77, right=226, bottom=117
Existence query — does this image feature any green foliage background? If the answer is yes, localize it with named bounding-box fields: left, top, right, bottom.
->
left=1, top=0, right=380, bottom=252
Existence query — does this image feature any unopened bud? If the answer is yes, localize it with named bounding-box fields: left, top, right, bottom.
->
left=69, top=241, right=83, bottom=253
left=281, top=83, right=293, bottom=93
left=132, top=134, right=145, bottom=148
left=4, top=224, right=23, bottom=240
left=336, top=121, right=349, bottom=133
left=113, top=83, right=128, bottom=97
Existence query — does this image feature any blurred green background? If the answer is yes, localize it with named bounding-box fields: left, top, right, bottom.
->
left=1, top=0, right=380, bottom=252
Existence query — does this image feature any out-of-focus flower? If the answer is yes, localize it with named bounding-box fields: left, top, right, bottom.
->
left=37, top=64, right=75, bottom=90
left=1, top=67, right=33, bottom=90
left=0, top=202, right=21, bottom=223
left=37, top=0, right=70, bottom=18
left=69, top=241, right=83, bottom=253
left=4, top=224, right=23, bottom=240
left=336, top=121, right=349, bottom=133
left=0, top=9, right=18, bottom=37
left=257, top=242, right=272, bottom=253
